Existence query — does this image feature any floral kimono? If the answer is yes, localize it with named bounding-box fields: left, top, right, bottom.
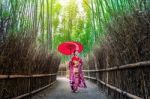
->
left=69, top=56, right=87, bottom=92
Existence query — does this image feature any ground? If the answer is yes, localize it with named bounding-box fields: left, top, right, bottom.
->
left=31, top=77, right=107, bottom=99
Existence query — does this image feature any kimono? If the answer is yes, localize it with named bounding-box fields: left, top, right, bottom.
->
left=69, top=56, right=87, bottom=92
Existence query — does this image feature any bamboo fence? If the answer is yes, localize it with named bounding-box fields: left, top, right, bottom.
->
left=0, top=73, right=57, bottom=99
left=83, top=61, right=150, bottom=99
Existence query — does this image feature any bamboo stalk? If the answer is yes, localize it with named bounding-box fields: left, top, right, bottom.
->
left=83, top=70, right=100, bottom=72
left=84, top=76, right=96, bottom=80
left=83, top=61, right=150, bottom=72
left=12, top=81, right=56, bottom=99
left=0, top=73, right=57, bottom=79
left=90, top=0, right=97, bottom=41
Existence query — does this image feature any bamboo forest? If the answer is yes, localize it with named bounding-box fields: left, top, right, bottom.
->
left=0, top=0, right=150, bottom=99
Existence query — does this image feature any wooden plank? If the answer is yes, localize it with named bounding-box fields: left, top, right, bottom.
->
left=0, top=73, right=57, bottom=79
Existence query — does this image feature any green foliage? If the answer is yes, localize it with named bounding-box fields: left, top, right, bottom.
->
left=1, top=0, right=148, bottom=62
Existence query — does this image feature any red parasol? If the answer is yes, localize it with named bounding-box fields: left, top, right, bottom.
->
left=58, top=41, right=83, bottom=55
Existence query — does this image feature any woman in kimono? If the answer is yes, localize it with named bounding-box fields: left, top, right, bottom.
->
left=69, top=51, right=87, bottom=92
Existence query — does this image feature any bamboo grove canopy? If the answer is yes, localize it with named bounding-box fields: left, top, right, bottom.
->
left=0, top=0, right=149, bottom=62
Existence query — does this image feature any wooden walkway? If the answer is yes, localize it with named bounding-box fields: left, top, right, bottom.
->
left=31, top=77, right=107, bottom=99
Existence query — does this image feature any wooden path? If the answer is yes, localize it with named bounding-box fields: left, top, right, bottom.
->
left=31, top=77, right=107, bottom=99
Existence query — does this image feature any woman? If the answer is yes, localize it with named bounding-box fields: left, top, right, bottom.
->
left=69, top=51, right=87, bottom=92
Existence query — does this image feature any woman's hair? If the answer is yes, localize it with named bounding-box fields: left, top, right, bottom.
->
left=71, top=56, right=79, bottom=61
left=73, top=50, right=78, bottom=56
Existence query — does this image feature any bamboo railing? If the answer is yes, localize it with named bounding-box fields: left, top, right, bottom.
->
left=83, top=61, right=150, bottom=99
left=0, top=73, right=57, bottom=79
left=0, top=73, right=57, bottom=99
left=83, top=61, right=150, bottom=72
left=13, top=81, right=56, bottom=99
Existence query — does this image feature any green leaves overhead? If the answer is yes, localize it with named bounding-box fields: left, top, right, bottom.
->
left=1, top=0, right=148, bottom=62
